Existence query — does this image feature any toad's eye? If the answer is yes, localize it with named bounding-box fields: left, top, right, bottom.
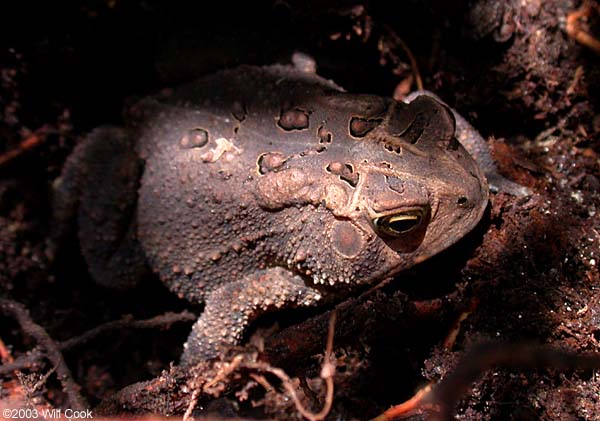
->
left=373, top=210, right=424, bottom=237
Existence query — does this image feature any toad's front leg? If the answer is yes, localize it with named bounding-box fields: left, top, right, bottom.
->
left=181, top=267, right=324, bottom=366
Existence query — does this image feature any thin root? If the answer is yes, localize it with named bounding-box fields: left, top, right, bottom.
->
left=442, top=298, right=479, bottom=350
left=0, top=298, right=87, bottom=410
left=245, top=313, right=336, bottom=421
left=429, top=343, right=600, bottom=420
left=192, top=311, right=338, bottom=421
left=381, top=25, right=424, bottom=92
left=566, top=2, right=600, bottom=55
left=0, top=337, right=14, bottom=363
left=371, top=383, right=436, bottom=421
left=0, top=310, right=196, bottom=377
left=0, top=126, right=53, bottom=167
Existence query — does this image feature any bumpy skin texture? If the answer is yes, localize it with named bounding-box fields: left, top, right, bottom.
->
left=54, top=64, right=489, bottom=366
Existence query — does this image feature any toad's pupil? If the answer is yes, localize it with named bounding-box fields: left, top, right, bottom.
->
left=374, top=213, right=424, bottom=236
left=386, top=215, right=420, bottom=233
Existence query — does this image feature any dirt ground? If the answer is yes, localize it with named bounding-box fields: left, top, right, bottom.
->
left=1, top=1, right=599, bottom=420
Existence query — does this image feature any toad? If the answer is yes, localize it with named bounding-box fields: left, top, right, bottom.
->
left=53, top=61, right=498, bottom=366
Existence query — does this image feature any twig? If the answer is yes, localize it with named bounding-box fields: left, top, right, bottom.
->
left=319, top=311, right=336, bottom=419
left=566, top=2, right=600, bottom=55
left=59, top=310, right=196, bottom=350
left=0, top=337, right=14, bottom=362
left=370, top=384, right=435, bottom=421
left=382, top=25, right=424, bottom=91
left=373, top=342, right=600, bottom=421
left=0, top=298, right=87, bottom=410
left=442, top=298, right=478, bottom=350
left=182, top=386, right=202, bottom=421
left=31, top=366, right=57, bottom=394
left=428, top=343, right=600, bottom=421
left=0, top=352, right=42, bottom=375
left=370, top=298, right=477, bottom=421
left=0, top=126, right=54, bottom=167
left=249, top=373, right=274, bottom=392
left=202, top=354, right=245, bottom=395
left=0, top=310, right=196, bottom=376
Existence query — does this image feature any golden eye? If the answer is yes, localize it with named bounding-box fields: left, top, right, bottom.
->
left=373, top=210, right=423, bottom=237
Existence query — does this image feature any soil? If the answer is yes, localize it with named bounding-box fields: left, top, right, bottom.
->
left=1, top=1, right=599, bottom=420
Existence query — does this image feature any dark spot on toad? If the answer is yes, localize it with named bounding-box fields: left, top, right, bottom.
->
left=180, top=128, right=209, bottom=149
left=232, top=101, right=247, bottom=122
left=278, top=109, right=309, bottom=131
left=384, top=143, right=402, bottom=154
left=349, top=117, right=382, bottom=138
left=257, top=152, right=287, bottom=174
left=317, top=126, right=332, bottom=143
left=326, top=162, right=359, bottom=187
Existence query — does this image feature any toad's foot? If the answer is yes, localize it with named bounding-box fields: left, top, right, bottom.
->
left=181, top=267, right=324, bottom=366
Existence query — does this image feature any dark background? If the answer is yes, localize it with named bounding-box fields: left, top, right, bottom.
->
left=1, top=1, right=599, bottom=419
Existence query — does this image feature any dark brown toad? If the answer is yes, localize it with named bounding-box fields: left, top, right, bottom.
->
left=53, top=63, right=491, bottom=366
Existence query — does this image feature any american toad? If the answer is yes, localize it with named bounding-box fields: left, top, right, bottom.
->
left=53, top=63, right=491, bottom=366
